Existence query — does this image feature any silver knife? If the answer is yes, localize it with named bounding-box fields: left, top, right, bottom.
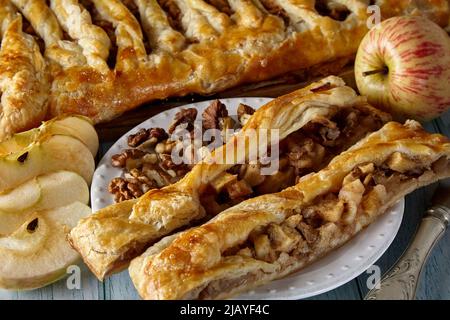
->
left=365, top=180, right=450, bottom=300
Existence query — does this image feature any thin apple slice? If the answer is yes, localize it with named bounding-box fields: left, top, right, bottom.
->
left=0, top=178, right=41, bottom=212
left=0, top=202, right=92, bottom=290
left=43, top=116, right=99, bottom=156
left=0, top=135, right=95, bottom=192
left=0, top=116, right=98, bottom=157
left=0, top=171, right=89, bottom=234
left=36, top=171, right=89, bottom=211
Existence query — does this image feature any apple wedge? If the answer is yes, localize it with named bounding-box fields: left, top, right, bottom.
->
left=0, top=171, right=89, bottom=235
left=0, top=135, right=95, bottom=192
left=0, top=116, right=98, bottom=157
left=0, top=202, right=92, bottom=290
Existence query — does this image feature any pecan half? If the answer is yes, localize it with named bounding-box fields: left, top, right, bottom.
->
left=128, top=127, right=168, bottom=147
left=111, top=149, right=146, bottom=167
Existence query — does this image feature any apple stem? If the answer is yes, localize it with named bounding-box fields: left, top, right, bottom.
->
left=362, top=67, right=388, bottom=77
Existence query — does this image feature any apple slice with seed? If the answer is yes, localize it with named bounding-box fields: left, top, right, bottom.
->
left=0, top=202, right=92, bottom=290
left=0, top=135, right=95, bottom=192
left=0, top=171, right=89, bottom=234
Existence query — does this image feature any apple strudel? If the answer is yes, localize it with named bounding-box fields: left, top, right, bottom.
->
left=69, top=76, right=390, bottom=280
left=128, top=120, right=450, bottom=299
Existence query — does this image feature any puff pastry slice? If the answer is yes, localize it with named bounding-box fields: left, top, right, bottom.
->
left=69, top=76, right=390, bottom=280
left=0, top=13, right=50, bottom=141
left=128, top=120, right=450, bottom=299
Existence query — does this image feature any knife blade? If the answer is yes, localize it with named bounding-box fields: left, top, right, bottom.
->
left=365, top=180, right=450, bottom=300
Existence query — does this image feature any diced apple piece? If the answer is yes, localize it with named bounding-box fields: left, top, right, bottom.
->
left=0, top=202, right=92, bottom=290
left=0, top=135, right=95, bottom=192
left=0, top=171, right=89, bottom=234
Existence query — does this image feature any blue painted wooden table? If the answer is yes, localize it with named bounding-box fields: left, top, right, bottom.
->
left=1, top=111, right=449, bottom=301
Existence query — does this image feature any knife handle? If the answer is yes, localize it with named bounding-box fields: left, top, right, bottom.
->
left=365, top=205, right=450, bottom=300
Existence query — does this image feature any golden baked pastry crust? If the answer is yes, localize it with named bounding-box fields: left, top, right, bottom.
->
left=0, top=11, right=49, bottom=141
left=68, top=75, right=391, bottom=280
left=128, top=120, right=450, bottom=300
left=0, top=0, right=449, bottom=139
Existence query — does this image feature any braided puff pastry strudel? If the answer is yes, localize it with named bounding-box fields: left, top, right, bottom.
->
left=0, top=0, right=449, bottom=140
left=69, top=76, right=390, bottom=280
left=128, top=120, right=450, bottom=300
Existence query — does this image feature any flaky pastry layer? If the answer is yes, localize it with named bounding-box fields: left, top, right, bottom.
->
left=128, top=120, right=450, bottom=299
left=68, top=76, right=390, bottom=280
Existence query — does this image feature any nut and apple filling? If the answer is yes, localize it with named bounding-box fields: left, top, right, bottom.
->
left=189, top=154, right=450, bottom=300
left=109, top=99, right=387, bottom=213
left=199, top=104, right=387, bottom=217
left=109, top=100, right=383, bottom=210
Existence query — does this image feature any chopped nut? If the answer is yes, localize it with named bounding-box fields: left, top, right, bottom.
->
left=142, top=153, right=158, bottom=164
left=202, top=100, right=228, bottom=130
left=111, top=149, right=146, bottom=167
left=166, top=169, right=177, bottom=178
left=168, top=108, right=197, bottom=134
left=142, top=166, right=172, bottom=188
left=297, top=222, right=319, bottom=243
left=108, top=175, right=154, bottom=202
left=319, top=122, right=340, bottom=145
left=127, top=128, right=150, bottom=147
left=132, top=127, right=169, bottom=150
left=129, top=168, right=141, bottom=178
left=155, top=140, right=176, bottom=154
left=285, top=131, right=327, bottom=175
left=149, top=127, right=169, bottom=141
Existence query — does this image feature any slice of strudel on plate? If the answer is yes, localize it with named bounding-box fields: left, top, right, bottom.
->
left=129, top=120, right=450, bottom=299
left=69, top=76, right=390, bottom=280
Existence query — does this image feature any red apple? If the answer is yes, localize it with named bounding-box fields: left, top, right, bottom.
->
left=355, top=16, right=450, bottom=121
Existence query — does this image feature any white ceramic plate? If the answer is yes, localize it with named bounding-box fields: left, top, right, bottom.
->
left=91, top=97, right=404, bottom=300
